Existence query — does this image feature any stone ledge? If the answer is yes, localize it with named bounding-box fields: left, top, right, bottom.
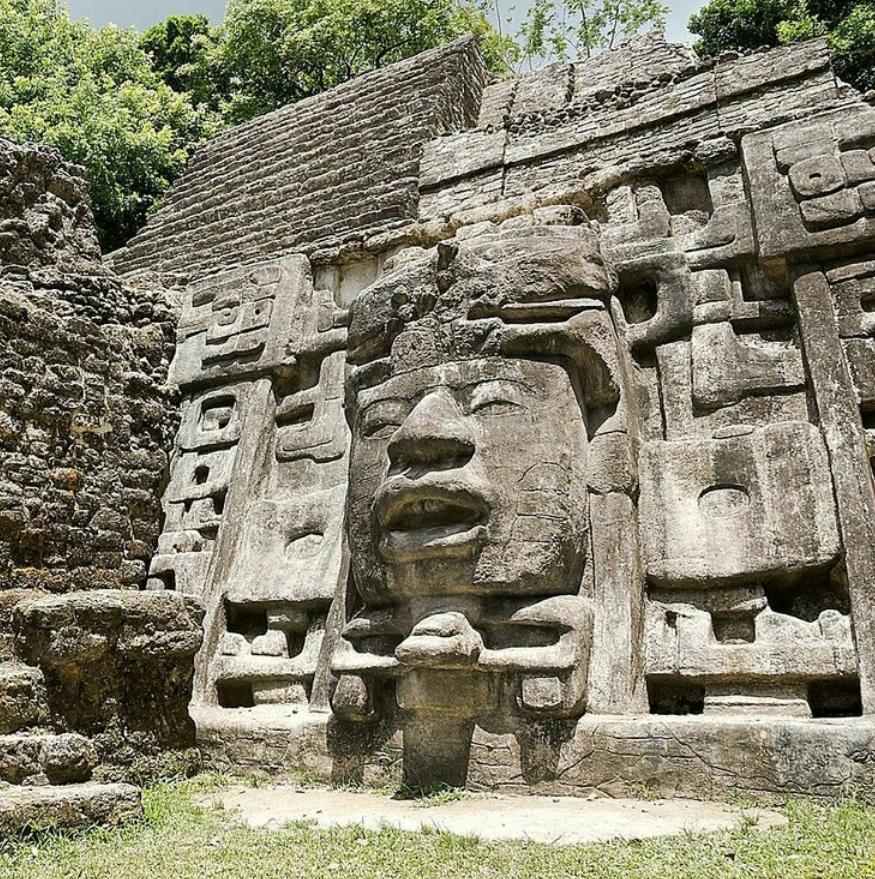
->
left=0, top=733, right=96, bottom=785
left=195, top=709, right=875, bottom=803
left=0, top=663, right=46, bottom=735
left=0, top=782, right=141, bottom=835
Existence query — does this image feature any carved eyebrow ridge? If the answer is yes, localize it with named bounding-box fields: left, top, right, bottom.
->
left=358, top=376, right=536, bottom=418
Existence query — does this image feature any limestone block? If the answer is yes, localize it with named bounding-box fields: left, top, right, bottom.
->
left=0, top=590, right=45, bottom=662
left=827, top=258, right=875, bottom=338
left=14, top=591, right=204, bottom=667
left=419, top=130, right=506, bottom=189
left=0, top=663, right=46, bottom=735
left=614, top=250, right=693, bottom=351
left=657, top=339, right=811, bottom=440
left=146, top=551, right=213, bottom=597
left=12, top=592, right=203, bottom=746
left=513, top=63, right=573, bottom=115
left=275, top=351, right=348, bottom=467
left=640, top=422, right=840, bottom=586
left=743, top=106, right=875, bottom=260
left=681, top=203, right=755, bottom=268
left=177, top=384, right=252, bottom=452
left=718, top=70, right=839, bottom=138
left=691, top=322, right=805, bottom=408
left=170, top=257, right=314, bottom=388
left=0, top=733, right=96, bottom=785
left=418, top=169, right=504, bottom=222
left=844, top=337, right=875, bottom=408
left=0, top=783, right=141, bottom=836
left=646, top=601, right=856, bottom=682
left=793, top=268, right=875, bottom=712
left=715, top=41, right=831, bottom=101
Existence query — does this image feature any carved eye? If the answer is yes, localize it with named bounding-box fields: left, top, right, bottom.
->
left=363, top=420, right=400, bottom=440
left=469, top=382, right=525, bottom=417
left=360, top=401, right=406, bottom=439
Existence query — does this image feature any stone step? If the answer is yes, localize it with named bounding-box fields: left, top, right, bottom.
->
left=0, top=783, right=141, bottom=836
left=0, top=733, right=97, bottom=785
left=0, top=662, right=46, bottom=735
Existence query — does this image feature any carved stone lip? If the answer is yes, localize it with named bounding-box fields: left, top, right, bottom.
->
left=376, top=483, right=488, bottom=562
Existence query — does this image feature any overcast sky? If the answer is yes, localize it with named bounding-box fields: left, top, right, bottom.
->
left=64, top=1, right=700, bottom=44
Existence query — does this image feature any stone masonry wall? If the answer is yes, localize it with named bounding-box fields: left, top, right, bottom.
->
left=0, top=141, right=205, bottom=825
left=0, top=138, right=180, bottom=597
left=110, top=37, right=489, bottom=281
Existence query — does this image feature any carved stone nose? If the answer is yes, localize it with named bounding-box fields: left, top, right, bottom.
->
left=388, top=388, right=475, bottom=467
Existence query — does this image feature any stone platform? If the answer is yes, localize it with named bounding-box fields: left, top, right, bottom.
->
left=0, top=783, right=141, bottom=836
left=209, top=785, right=787, bottom=845
left=196, top=709, right=875, bottom=803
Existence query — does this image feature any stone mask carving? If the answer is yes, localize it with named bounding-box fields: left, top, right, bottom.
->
left=334, top=227, right=627, bottom=733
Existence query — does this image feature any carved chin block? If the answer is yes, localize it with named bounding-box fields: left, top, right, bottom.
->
left=395, top=670, right=496, bottom=718
left=331, top=675, right=376, bottom=722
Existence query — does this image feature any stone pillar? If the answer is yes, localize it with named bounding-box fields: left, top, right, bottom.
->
left=793, top=267, right=875, bottom=713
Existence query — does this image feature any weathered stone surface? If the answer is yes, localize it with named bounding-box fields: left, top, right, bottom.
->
left=7, top=26, right=875, bottom=812
left=0, top=782, right=141, bottom=835
left=0, top=139, right=181, bottom=596
left=0, top=137, right=209, bottom=836
left=13, top=591, right=204, bottom=746
left=197, top=710, right=875, bottom=802
left=0, top=733, right=96, bottom=785
left=640, top=423, right=840, bottom=586
left=0, top=138, right=101, bottom=276
left=0, top=663, right=46, bottom=735
left=123, top=33, right=875, bottom=799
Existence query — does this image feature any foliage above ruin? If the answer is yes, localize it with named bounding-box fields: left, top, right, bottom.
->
left=509, top=0, right=669, bottom=65
left=0, top=0, right=221, bottom=251
left=689, top=0, right=875, bottom=91
left=214, top=0, right=517, bottom=123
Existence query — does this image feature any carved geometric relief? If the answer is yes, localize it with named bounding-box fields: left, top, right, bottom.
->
left=744, top=107, right=875, bottom=259
left=646, top=594, right=857, bottom=717
left=151, top=253, right=352, bottom=714
left=640, top=422, right=840, bottom=586
left=170, top=258, right=314, bottom=387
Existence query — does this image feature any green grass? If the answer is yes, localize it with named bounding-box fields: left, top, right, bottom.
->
left=2, top=776, right=875, bottom=879
left=392, top=781, right=470, bottom=807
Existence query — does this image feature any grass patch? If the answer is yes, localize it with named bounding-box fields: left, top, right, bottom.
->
left=1, top=776, right=875, bottom=878
left=392, top=781, right=470, bottom=808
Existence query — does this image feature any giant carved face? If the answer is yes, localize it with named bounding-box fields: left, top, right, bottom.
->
left=348, top=355, right=589, bottom=603
left=345, top=230, right=613, bottom=606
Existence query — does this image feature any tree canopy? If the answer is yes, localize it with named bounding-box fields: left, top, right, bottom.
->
left=0, top=0, right=669, bottom=251
left=507, top=0, right=668, bottom=66
left=213, top=0, right=516, bottom=123
left=0, top=0, right=220, bottom=250
left=689, top=0, right=875, bottom=92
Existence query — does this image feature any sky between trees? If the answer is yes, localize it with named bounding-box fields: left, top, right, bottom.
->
left=64, top=0, right=698, bottom=42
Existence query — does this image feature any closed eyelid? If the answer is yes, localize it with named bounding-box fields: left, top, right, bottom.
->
left=359, top=399, right=408, bottom=426
left=465, top=377, right=532, bottom=393
left=469, top=381, right=529, bottom=411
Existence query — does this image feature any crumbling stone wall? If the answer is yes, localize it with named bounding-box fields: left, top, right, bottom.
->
left=0, top=138, right=204, bottom=833
left=0, top=138, right=180, bottom=596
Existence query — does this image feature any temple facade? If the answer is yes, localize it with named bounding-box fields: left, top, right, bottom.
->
left=3, top=33, right=875, bottom=821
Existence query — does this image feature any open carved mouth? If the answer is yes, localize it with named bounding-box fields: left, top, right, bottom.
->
left=377, top=486, right=488, bottom=562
